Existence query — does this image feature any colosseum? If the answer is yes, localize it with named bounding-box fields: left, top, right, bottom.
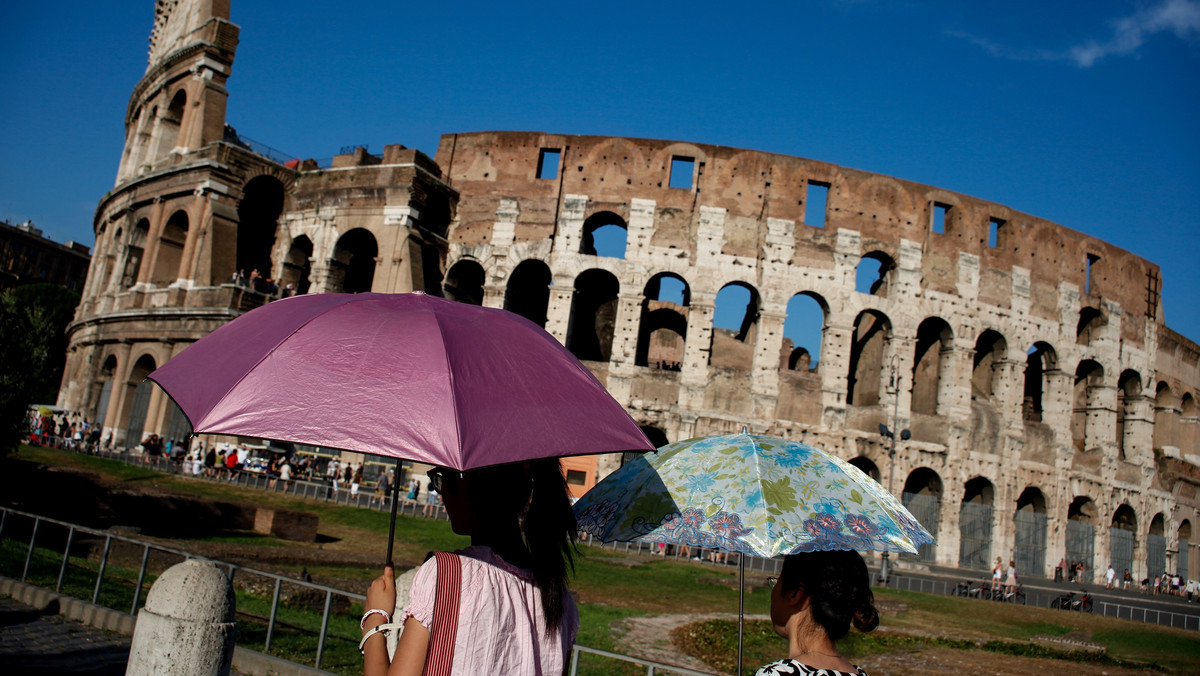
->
left=59, top=0, right=1200, bottom=583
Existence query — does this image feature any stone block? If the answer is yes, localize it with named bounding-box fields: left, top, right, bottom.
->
left=253, top=508, right=319, bottom=542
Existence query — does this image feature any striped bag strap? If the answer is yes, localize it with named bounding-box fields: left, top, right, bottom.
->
left=423, top=551, right=462, bottom=676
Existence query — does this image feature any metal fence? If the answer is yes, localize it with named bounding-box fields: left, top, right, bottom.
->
left=1110, top=526, right=1135, bottom=578
left=1065, top=520, right=1094, bottom=574
left=1014, top=510, right=1047, bottom=578
left=1147, top=533, right=1167, bottom=579
left=901, top=492, right=939, bottom=563
left=958, top=502, right=992, bottom=570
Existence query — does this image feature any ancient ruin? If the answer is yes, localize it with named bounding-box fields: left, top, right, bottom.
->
left=59, top=0, right=1200, bottom=582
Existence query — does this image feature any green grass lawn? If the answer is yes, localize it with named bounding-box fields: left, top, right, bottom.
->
left=5, top=445, right=1199, bottom=675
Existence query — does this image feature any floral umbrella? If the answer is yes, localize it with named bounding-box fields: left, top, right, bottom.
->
left=573, top=432, right=934, bottom=673
left=575, top=433, right=933, bottom=558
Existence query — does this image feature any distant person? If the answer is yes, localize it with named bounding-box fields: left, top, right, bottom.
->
left=1005, top=560, right=1017, bottom=595
left=754, top=550, right=878, bottom=675
left=1106, top=564, right=1116, bottom=589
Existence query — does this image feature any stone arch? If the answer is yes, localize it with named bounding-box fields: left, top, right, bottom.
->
left=1066, top=496, right=1098, bottom=577
left=122, top=354, right=158, bottom=451
left=784, top=292, right=827, bottom=371
left=150, top=209, right=188, bottom=286
left=237, top=175, right=285, bottom=288
left=444, top=258, right=486, bottom=305
left=901, top=468, right=941, bottom=562
left=281, top=235, right=313, bottom=295
left=566, top=269, right=619, bottom=362
left=1116, top=370, right=1142, bottom=460
left=971, top=329, right=1007, bottom=401
left=847, top=310, right=891, bottom=407
left=581, top=211, right=627, bottom=258
left=1022, top=341, right=1058, bottom=423
left=332, top=228, right=378, bottom=294
left=959, top=476, right=995, bottom=570
left=1072, top=360, right=1105, bottom=452
left=636, top=272, right=690, bottom=368
left=625, top=425, right=669, bottom=467
left=504, top=259, right=552, bottom=327
left=710, top=282, right=760, bottom=368
left=911, top=317, right=953, bottom=416
left=1147, top=512, right=1167, bottom=579
left=847, top=456, right=880, bottom=482
left=124, top=219, right=150, bottom=287
left=155, top=88, right=186, bottom=162
left=1014, top=487, right=1048, bottom=578
left=856, top=251, right=895, bottom=296
left=1076, top=305, right=1105, bottom=345
left=1110, top=504, right=1137, bottom=580
left=1153, top=381, right=1176, bottom=452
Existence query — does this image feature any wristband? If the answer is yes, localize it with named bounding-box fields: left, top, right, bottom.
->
left=361, top=608, right=392, bottom=631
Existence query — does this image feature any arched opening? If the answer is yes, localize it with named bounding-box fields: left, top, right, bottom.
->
left=958, top=477, right=994, bottom=570
left=1076, top=306, right=1105, bottom=345
left=1110, top=505, right=1137, bottom=581
left=1153, top=382, right=1175, bottom=452
left=332, top=229, right=378, bottom=294
left=281, top=235, right=313, bottom=295
left=124, top=220, right=150, bottom=287
left=846, top=310, right=891, bottom=407
left=123, top=355, right=158, bottom=451
left=444, top=259, right=485, bottom=305
left=710, top=282, right=760, bottom=368
left=855, top=251, right=894, bottom=296
left=1022, top=342, right=1057, bottom=423
left=1147, top=513, right=1167, bottom=579
left=150, top=210, right=188, bottom=286
left=93, top=355, right=118, bottom=428
left=784, top=292, right=826, bottom=371
left=155, top=89, right=186, bottom=162
left=504, top=259, right=552, bottom=327
left=636, top=273, right=689, bottom=368
left=971, top=330, right=1006, bottom=401
left=1072, top=360, right=1105, bottom=452
left=1179, top=520, right=1192, bottom=581
left=1066, top=497, right=1097, bottom=579
left=236, top=176, right=285, bottom=290
left=1116, top=370, right=1142, bottom=460
left=581, top=211, right=628, bottom=259
left=566, top=269, right=619, bottom=362
left=847, top=456, right=880, bottom=482
left=912, top=317, right=953, bottom=416
left=1014, top=487, right=1048, bottom=578
left=901, top=468, right=941, bottom=562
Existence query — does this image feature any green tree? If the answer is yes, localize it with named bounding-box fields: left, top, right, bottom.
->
left=0, top=283, right=81, bottom=454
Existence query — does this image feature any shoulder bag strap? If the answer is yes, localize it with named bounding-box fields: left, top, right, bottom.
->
left=423, top=551, right=462, bottom=676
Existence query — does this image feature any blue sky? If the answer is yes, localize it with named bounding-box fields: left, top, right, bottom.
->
left=2, top=1, right=1198, bottom=352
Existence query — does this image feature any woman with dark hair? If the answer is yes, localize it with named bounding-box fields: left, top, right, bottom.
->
left=756, top=550, right=879, bottom=676
left=361, top=458, right=578, bottom=675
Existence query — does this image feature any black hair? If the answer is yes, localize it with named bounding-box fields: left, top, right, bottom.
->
left=779, top=550, right=879, bottom=640
left=466, top=458, right=577, bottom=633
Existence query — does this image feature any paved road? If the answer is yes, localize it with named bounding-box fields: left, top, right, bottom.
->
left=0, top=596, right=130, bottom=675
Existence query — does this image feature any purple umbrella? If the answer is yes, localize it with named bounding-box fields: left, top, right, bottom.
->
left=149, top=292, right=653, bottom=558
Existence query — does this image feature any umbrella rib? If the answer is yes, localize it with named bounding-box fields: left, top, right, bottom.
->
left=432, top=309, right=463, bottom=469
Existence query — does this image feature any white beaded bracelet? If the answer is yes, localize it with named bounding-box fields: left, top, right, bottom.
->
left=360, top=608, right=392, bottom=631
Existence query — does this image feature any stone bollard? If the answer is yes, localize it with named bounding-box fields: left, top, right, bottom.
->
left=126, top=559, right=237, bottom=676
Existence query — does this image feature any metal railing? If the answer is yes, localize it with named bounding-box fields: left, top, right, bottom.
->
left=568, top=645, right=714, bottom=675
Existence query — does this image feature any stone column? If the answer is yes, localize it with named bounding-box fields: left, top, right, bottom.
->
left=751, top=304, right=786, bottom=417
left=127, top=559, right=236, bottom=676
left=545, top=285, right=575, bottom=345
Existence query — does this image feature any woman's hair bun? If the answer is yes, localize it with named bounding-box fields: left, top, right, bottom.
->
left=852, top=601, right=879, bottom=632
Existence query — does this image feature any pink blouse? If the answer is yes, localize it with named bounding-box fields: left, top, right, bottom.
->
left=401, top=545, right=578, bottom=675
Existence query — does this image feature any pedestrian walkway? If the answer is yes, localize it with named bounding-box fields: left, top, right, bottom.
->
left=0, top=595, right=130, bottom=675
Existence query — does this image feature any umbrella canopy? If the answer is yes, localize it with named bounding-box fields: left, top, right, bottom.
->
left=574, top=433, right=934, bottom=557
left=148, top=292, right=654, bottom=470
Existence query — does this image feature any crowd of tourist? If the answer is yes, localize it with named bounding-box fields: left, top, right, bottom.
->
left=230, top=268, right=298, bottom=299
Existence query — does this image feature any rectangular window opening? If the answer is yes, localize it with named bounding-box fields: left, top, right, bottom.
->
left=669, top=156, right=695, bottom=190
left=988, top=218, right=1004, bottom=248
left=931, top=202, right=949, bottom=235
left=536, top=148, right=561, bottom=180
left=1086, top=253, right=1100, bottom=294
left=805, top=181, right=829, bottom=228
left=565, top=469, right=587, bottom=486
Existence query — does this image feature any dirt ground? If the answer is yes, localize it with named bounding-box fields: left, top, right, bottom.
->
left=613, top=613, right=1164, bottom=676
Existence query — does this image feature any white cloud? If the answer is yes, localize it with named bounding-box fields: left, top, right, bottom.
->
left=953, top=0, right=1200, bottom=67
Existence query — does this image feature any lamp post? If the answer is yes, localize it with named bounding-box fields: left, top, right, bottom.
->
left=877, top=354, right=910, bottom=586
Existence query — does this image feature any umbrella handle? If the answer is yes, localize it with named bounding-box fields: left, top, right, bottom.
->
left=385, top=457, right=403, bottom=565
left=738, top=556, right=745, bottom=675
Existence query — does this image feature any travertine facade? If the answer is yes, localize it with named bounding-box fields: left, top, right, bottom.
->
left=60, top=0, right=1200, bottom=582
